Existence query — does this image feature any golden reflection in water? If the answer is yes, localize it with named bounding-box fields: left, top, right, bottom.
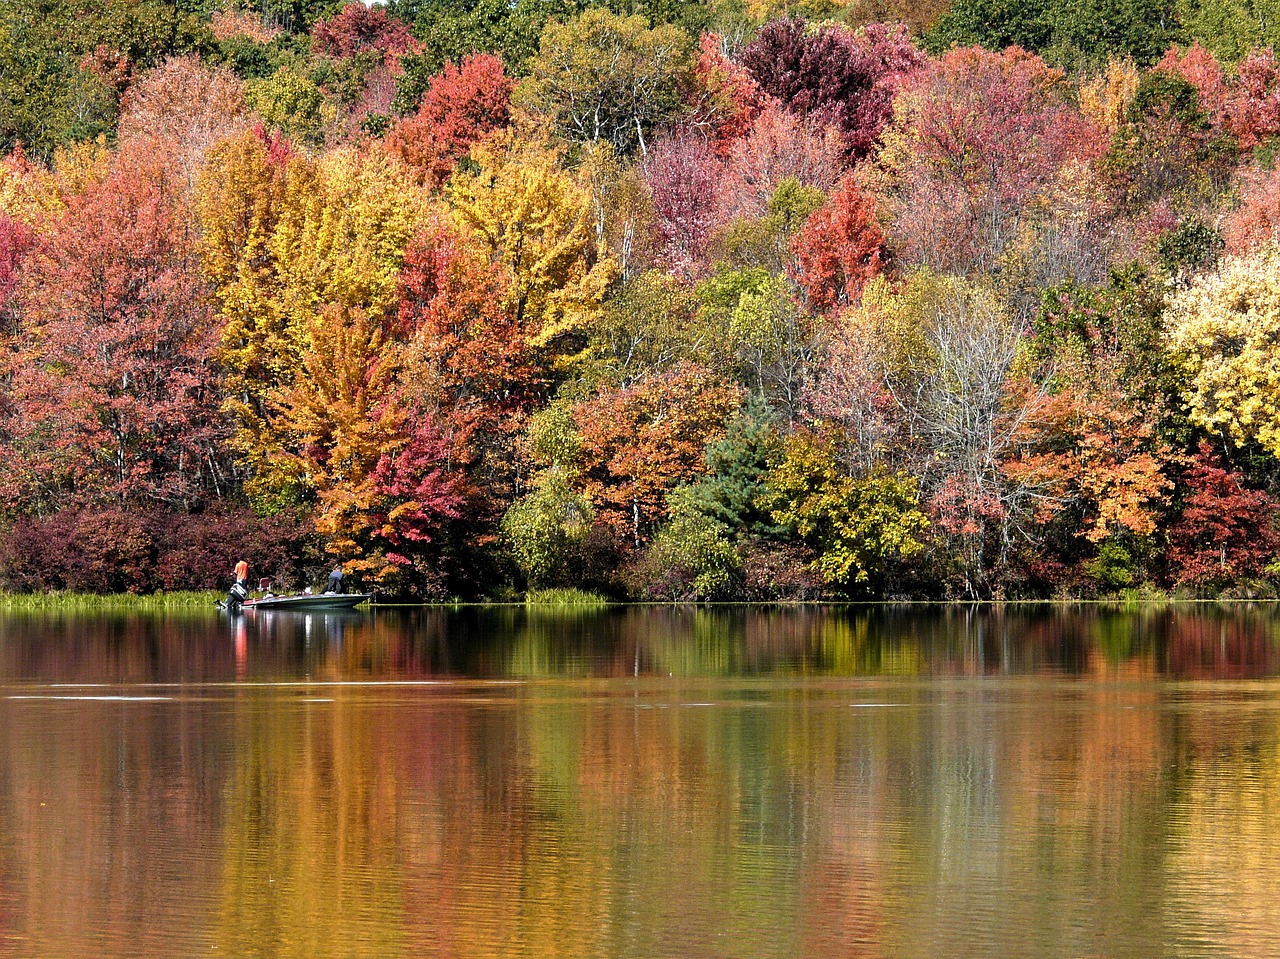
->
left=0, top=607, right=1277, bottom=957
left=1164, top=705, right=1280, bottom=956
left=215, top=692, right=408, bottom=958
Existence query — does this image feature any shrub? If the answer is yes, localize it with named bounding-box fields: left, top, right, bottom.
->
left=0, top=506, right=316, bottom=594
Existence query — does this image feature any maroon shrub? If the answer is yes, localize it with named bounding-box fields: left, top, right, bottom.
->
left=154, top=507, right=316, bottom=590
left=0, top=506, right=316, bottom=593
left=1, top=509, right=158, bottom=593
left=1166, top=442, right=1280, bottom=590
left=740, top=541, right=825, bottom=601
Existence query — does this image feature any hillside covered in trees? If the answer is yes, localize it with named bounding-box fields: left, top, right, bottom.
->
left=3, top=0, right=1280, bottom=600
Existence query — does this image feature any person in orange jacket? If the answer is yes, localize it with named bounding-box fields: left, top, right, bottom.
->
left=226, top=560, right=250, bottom=612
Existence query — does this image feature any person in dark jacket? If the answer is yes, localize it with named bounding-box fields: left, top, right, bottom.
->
left=325, top=565, right=344, bottom=594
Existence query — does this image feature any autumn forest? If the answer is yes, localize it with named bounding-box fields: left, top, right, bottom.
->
left=2, top=0, right=1280, bottom=600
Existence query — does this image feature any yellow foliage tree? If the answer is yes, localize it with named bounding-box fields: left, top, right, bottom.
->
left=0, top=137, right=113, bottom=224
left=447, top=132, right=615, bottom=355
left=1079, top=58, right=1140, bottom=136
left=274, top=147, right=426, bottom=322
left=195, top=133, right=428, bottom=509
left=1167, top=242, right=1280, bottom=457
left=0, top=152, right=58, bottom=224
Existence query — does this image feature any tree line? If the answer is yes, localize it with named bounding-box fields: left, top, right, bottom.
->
left=2, top=0, right=1280, bottom=599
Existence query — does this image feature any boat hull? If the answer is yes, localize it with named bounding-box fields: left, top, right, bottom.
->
left=242, top=593, right=373, bottom=611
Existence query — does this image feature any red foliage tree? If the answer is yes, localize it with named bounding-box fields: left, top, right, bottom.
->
left=689, top=32, right=761, bottom=157
left=1166, top=442, right=1280, bottom=589
left=1154, top=40, right=1280, bottom=152
left=396, top=218, right=542, bottom=429
left=0, top=508, right=156, bottom=593
left=311, top=3, right=418, bottom=61
left=737, top=17, right=809, bottom=104
left=721, top=103, right=846, bottom=219
left=367, top=413, right=466, bottom=560
left=1156, top=43, right=1229, bottom=129
left=872, top=46, right=1103, bottom=274
left=2, top=147, right=223, bottom=512
left=789, top=176, right=887, bottom=313
left=1223, top=166, right=1280, bottom=254
left=80, top=44, right=132, bottom=96
left=384, top=54, right=513, bottom=187
left=153, top=506, right=314, bottom=590
left=1226, top=48, right=1280, bottom=149
left=395, top=218, right=544, bottom=520
left=0, top=503, right=314, bottom=592
left=0, top=214, right=34, bottom=333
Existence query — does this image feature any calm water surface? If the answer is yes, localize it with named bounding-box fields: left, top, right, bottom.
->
left=0, top=605, right=1278, bottom=958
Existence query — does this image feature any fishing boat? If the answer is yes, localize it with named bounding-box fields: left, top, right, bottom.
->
left=219, top=592, right=373, bottom=612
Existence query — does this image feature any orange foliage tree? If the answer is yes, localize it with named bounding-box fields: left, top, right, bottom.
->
left=574, top=364, right=742, bottom=547
left=272, top=304, right=465, bottom=586
left=1004, top=282, right=1178, bottom=589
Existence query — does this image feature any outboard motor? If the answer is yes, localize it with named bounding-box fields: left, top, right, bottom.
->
left=225, top=579, right=249, bottom=612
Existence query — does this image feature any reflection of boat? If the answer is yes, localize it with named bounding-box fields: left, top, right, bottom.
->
left=234, top=593, right=373, bottom=611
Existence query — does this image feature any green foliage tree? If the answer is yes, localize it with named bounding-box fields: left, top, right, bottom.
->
left=1102, top=68, right=1237, bottom=212
left=246, top=67, right=334, bottom=145
left=695, top=269, right=818, bottom=423
left=764, top=431, right=929, bottom=595
left=588, top=269, right=717, bottom=386
left=390, top=0, right=575, bottom=76
left=0, top=0, right=214, bottom=157
left=632, top=486, right=742, bottom=600
left=1177, top=0, right=1280, bottom=63
left=516, top=7, right=692, bottom=155
left=0, top=2, right=116, bottom=157
left=501, top=404, right=594, bottom=587
left=501, top=466, right=595, bottom=587
left=714, top=177, right=826, bottom=275
left=677, top=401, right=784, bottom=539
left=927, top=0, right=1181, bottom=70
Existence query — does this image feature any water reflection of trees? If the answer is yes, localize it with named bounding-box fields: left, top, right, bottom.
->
left=4, top=605, right=1280, bottom=683
left=3, top=632, right=1280, bottom=955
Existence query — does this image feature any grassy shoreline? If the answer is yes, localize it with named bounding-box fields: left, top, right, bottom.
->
left=0, top=590, right=222, bottom=610
left=0, top=589, right=1276, bottom=611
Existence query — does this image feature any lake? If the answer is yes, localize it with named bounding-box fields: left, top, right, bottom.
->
left=0, top=604, right=1278, bottom=958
